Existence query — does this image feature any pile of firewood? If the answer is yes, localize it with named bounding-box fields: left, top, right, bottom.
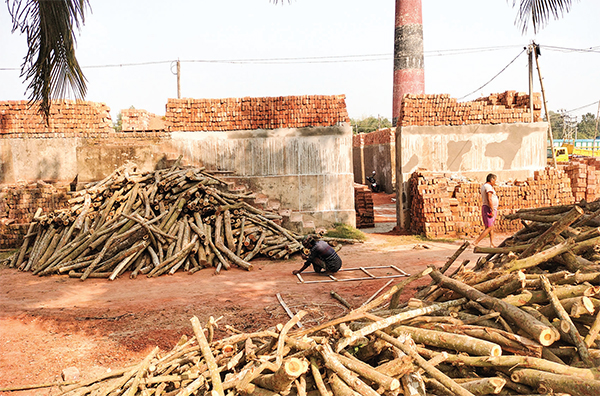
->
left=4, top=160, right=305, bottom=280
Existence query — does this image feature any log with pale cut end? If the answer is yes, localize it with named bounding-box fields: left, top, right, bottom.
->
left=252, top=358, right=308, bottom=393
left=392, top=325, right=502, bottom=357
left=540, top=275, right=595, bottom=367
left=429, top=269, right=557, bottom=346
left=511, top=368, right=600, bottom=396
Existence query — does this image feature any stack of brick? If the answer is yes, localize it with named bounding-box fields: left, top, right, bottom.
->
left=362, top=128, right=395, bottom=146
left=165, top=95, right=350, bottom=131
left=409, top=172, right=456, bottom=238
left=410, top=167, right=576, bottom=239
left=562, top=157, right=600, bottom=203
left=121, top=108, right=166, bottom=132
left=0, top=100, right=113, bottom=137
left=399, top=91, right=542, bottom=127
left=0, top=183, right=70, bottom=248
left=354, top=184, right=374, bottom=228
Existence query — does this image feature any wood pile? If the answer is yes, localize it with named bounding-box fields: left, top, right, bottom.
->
left=5, top=160, right=306, bottom=280
left=165, top=95, right=350, bottom=132
left=399, top=91, right=542, bottom=127
left=15, top=208, right=600, bottom=396
left=354, top=184, right=374, bottom=228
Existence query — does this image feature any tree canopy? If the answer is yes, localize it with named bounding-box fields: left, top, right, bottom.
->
left=351, top=116, right=392, bottom=134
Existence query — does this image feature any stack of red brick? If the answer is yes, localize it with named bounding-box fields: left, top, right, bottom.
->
left=561, top=157, right=600, bottom=203
left=121, top=108, right=166, bottom=132
left=354, top=184, right=374, bottom=228
left=399, top=91, right=542, bottom=127
left=362, top=128, right=395, bottom=146
left=0, top=100, right=113, bottom=137
left=0, top=183, right=70, bottom=248
left=410, top=167, right=577, bottom=239
left=165, top=95, right=350, bottom=131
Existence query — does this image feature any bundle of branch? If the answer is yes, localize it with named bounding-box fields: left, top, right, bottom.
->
left=6, top=161, right=307, bottom=280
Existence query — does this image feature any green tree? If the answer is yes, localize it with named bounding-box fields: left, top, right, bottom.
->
left=577, top=112, right=598, bottom=139
left=351, top=116, right=392, bottom=134
left=114, top=111, right=123, bottom=132
left=546, top=110, right=564, bottom=139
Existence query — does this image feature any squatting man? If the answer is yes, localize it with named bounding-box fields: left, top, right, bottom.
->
left=292, top=236, right=342, bottom=275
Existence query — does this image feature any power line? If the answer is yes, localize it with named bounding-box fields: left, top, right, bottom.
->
left=457, top=48, right=526, bottom=100
left=542, top=45, right=600, bottom=54
left=565, top=100, right=600, bottom=113
left=0, top=45, right=529, bottom=70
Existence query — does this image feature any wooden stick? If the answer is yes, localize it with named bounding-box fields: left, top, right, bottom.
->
left=375, top=331, right=475, bottom=396
left=540, top=275, right=594, bottom=367
left=190, top=316, right=224, bottom=396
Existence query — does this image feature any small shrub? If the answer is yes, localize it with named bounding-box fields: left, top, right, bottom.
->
left=324, top=223, right=366, bottom=241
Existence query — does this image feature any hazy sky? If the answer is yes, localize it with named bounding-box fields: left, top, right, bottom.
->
left=1, top=1, right=599, bottom=122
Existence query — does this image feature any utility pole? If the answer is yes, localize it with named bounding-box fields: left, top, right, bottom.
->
left=171, top=60, right=181, bottom=99
left=177, top=59, right=181, bottom=99
left=594, top=101, right=600, bottom=156
left=527, top=43, right=534, bottom=122
left=532, top=42, right=557, bottom=168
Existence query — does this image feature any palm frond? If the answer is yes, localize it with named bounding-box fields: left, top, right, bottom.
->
left=512, top=0, right=575, bottom=34
left=8, top=0, right=89, bottom=122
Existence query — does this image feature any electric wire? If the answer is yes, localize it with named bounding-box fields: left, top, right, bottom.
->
left=457, top=48, right=526, bottom=100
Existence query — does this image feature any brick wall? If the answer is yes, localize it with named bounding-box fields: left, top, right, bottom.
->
left=121, top=108, right=166, bottom=132
left=0, top=183, right=70, bottom=249
left=165, top=95, right=350, bottom=131
left=409, top=167, right=578, bottom=239
left=399, top=90, right=542, bottom=127
left=0, top=100, right=113, bottom=137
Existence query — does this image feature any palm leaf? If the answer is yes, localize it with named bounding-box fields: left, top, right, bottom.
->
left=512, top=0, right=575, bottom=34
left=8, top=0, right=89, bottom=122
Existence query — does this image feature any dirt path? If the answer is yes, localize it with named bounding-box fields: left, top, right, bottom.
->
left=0, top=193, right=489, bottom=392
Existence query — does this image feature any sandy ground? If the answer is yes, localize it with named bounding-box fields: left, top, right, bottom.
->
left=0, top=192, right=490, bottom=393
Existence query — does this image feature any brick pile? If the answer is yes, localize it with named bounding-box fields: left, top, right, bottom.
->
left=354, top=183, right=374, bottom=228
left=409, top=173, right=456, bottom=238
left=0, top=183, right=70, bottom=248
left=561, top=157, right=600, bottom=203
left=121, top=108, right=166, bottom=132
left=399, top=91, right=542, bottom=127
left=410, top=167, right=576, bottom=239
left=361, top=128, right=395, bottom=146
left=0, top=100, right=113, bottom=137
left=165, top=95, right=350, bottom=131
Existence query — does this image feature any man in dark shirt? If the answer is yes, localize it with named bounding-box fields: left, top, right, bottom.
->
left=292, top=236, right=342, bottom=275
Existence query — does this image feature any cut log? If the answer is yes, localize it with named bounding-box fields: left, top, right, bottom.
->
left=428, top=268, right=556, bottom=346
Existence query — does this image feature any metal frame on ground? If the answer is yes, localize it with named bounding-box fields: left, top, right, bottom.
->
left=295, top=265, right=410, bottom=284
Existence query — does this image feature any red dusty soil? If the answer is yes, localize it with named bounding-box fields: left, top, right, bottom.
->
left=0, top=192, right=488, bottom=393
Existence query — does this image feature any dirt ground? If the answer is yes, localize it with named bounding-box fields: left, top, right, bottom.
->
left=0, top=192, right=489, bottom=393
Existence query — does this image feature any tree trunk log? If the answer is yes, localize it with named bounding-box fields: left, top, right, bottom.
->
left=375, top=331, right=475, bottom=396
left=540, top=275, right=594, bottom=367
left=392, top=325, right=502, bottom=357
left=511, top=368, right=600, bottom=396
left=428, top=268, right=556, bottom=346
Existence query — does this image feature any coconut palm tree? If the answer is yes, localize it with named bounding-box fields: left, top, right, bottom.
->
left=7, top=0, right=89, bottom=121
left=512, top=0, right=575, bottom=33
left=7, top=0, right=574, bottom=122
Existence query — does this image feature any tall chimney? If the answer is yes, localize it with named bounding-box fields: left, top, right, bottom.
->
left=392, top=0, right=424, bottom=126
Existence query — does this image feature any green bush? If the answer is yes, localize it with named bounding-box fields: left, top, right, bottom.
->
left=324, top=223, right=366, bottom=241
